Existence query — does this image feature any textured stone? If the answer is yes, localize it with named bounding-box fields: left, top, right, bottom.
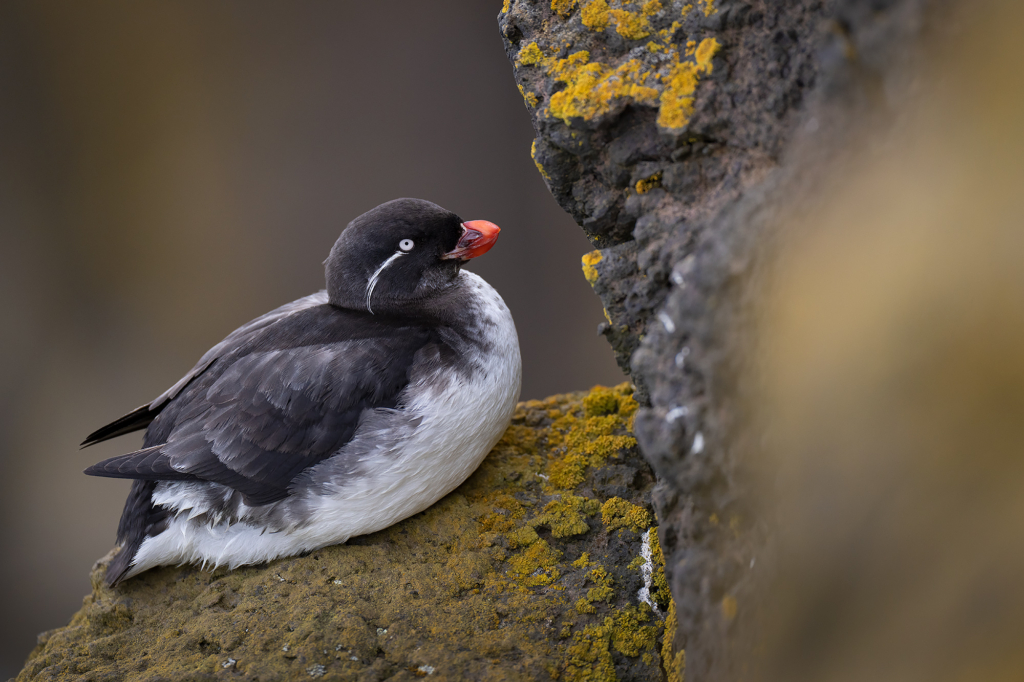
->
left=500, top=0, right=942, bottom=678
left=18, top=387, right=682, bottom=682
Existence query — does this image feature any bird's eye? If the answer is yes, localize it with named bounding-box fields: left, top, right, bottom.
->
left=399, top=239, right=414, bottom=252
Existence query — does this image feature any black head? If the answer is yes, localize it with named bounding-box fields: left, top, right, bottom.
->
left=325, top=198, right=499, bottom=314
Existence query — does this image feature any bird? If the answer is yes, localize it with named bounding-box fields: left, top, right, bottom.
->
left=82, top=198, right=522, bottom=586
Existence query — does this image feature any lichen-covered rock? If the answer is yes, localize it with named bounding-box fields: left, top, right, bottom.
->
left=18, top=386, right=682, bottom=682
left=500, top=0, right=940, bottom=679
left=500, top=0, right=830, bottom=377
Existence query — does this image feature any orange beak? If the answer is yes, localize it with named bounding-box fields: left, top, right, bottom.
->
left=442, top=220, right=501, bottom=261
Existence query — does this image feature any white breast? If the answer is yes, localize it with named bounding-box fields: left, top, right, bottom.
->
left=129, top=271, right=521, bottom=577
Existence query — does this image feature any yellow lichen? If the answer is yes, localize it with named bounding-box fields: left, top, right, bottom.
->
left=533, top=22, right=719, bottom=131
left=583, top=385, right=619, bottom=416
left=573, top=552, right=594, bottom=569
left=518, top=84, right=539, bottom=108
left=564, top=605, right=658, bottom=681
left=649, top=526, right=672, bottom=606
left=508, top=525, right=542, bottom=548
left=531, top=139, right=551, bottom=181
left=608, top=9, right=652, bottom=40
left=641, top=0, right=662, bottom=16
left=662, top=599, right=686, bottom=682
left=551, top=0, right=577, bottom=16
left=601, top=497, right=652, bottom=532
left=582, top=250, right=602, bottom=285
left=635, top=171, right=663, bottom=194
left=518, top=41, right=545, bottom=66
left=548, top=51, right=660, bottom=124
left=700, top=0, right=717, bottom=16
left=546, top=429, right=637, bottom=488
left=575, top=565, right=615, bottom=613
left=503, top=0, right=511, bottom=13
left=507, top=539, right=562, bottom=587
left=531, top=493, right=600, bottom=537
left=695, top=35, right=720, bottom=66
left=580, top=0, right=610, bottom=30
left=657, top=37, right=720, bottom=130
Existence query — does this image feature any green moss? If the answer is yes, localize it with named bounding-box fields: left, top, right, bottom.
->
left=601, top=497, right=653, bottom=533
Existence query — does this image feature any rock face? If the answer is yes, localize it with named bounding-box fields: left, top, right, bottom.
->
left=500, top=0, right=937, bottom=678
left=19, top=387, right=682, bottom=682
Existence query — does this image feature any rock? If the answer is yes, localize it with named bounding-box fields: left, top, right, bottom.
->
left=17, top=386, right=682, bottom=682
left=501, top=0, right=942, bottom=678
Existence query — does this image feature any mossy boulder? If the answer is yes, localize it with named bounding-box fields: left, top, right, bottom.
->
left=18, top=386, right=682, bottom=682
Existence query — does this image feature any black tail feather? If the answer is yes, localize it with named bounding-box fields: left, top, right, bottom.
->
left=84, top=445, right=196, bottom=481
left=81, top=403, right=158, bottom=448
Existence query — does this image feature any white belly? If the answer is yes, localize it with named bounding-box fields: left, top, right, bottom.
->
left=128, top=272, right=521, bottom=577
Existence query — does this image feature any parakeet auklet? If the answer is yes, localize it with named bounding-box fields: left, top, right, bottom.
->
left=83, top=198, right=521, bottom=586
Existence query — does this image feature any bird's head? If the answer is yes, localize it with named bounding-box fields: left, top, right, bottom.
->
left=325, top=198, right=500, bottom=315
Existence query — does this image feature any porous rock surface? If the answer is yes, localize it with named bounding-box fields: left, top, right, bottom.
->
left=500, top=0, right=937, bottom=678
left=19, top=387, right=680, bottom=682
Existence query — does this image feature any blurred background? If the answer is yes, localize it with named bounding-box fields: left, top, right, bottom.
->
left=0, top=1, right=625, bottom=674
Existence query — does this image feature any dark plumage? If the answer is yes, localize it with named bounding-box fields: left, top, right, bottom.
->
left=84, top=198, right=521, bottom=585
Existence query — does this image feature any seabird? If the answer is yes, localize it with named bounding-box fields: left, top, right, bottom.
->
left=83, top=198, right=521, bottom=585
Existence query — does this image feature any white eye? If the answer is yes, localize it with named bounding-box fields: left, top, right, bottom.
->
left=399, top=239, right=414, bottom=252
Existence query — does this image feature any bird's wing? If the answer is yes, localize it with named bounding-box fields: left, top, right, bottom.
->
left=81, top=291, right=332, bottom=448
left=84, top=302, right=439, bottom=506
